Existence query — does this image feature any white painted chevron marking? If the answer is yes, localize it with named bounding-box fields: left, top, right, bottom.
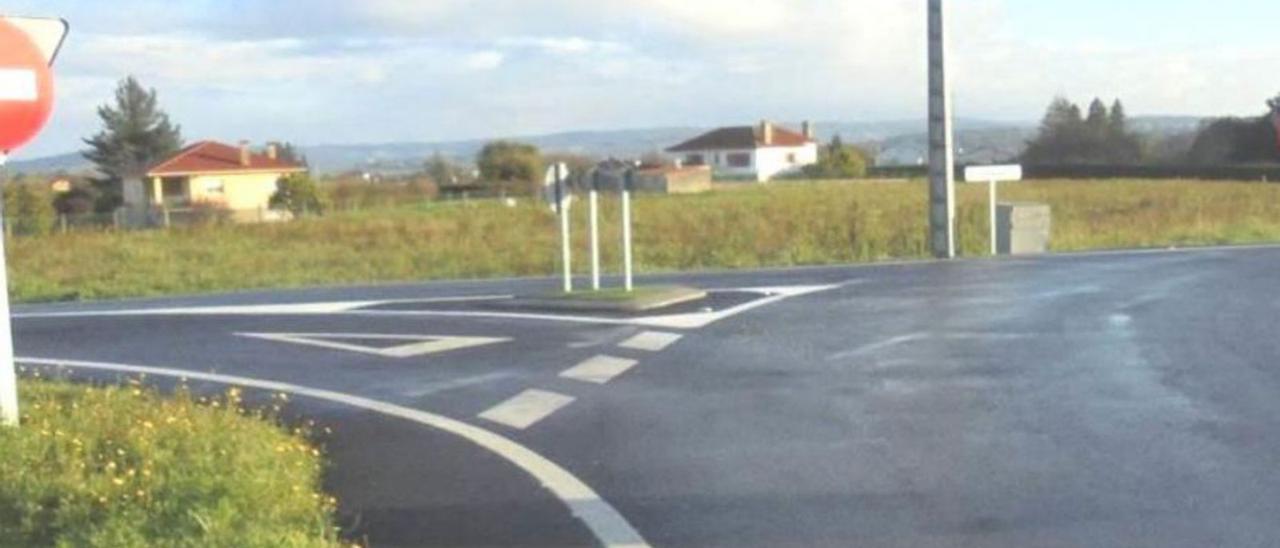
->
left=235, top=332, right=510, bottom=358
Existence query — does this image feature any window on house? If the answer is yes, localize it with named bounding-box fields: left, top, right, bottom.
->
left=787, top=153, right=797, bottom=164
left=727, top=153, right=751, bottom=168
left=686, top=154, right=705, bottom=166
left=204, top=179, right=225, bottom=195
left=161, top=178, right=185, bottom=199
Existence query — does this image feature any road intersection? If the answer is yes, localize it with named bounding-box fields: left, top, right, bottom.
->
left=12, top=245, right=1280, bottom=547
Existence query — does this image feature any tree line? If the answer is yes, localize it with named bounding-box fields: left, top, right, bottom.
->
left=1021, top=93, right=1280, bottom=166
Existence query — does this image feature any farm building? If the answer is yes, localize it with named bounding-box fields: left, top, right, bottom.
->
left=667, top=121, right=818, bottom=182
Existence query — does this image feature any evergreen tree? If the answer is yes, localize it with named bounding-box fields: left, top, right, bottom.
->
left=81, top=76, right=183, bottom=212
left=1085, top=98, right=1109, bottom=131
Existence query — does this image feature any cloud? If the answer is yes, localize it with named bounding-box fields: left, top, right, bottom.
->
left=463, top=50, right=505, bottom=71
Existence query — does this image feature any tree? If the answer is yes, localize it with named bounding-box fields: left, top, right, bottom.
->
left=1188, top=93, right=1280, bottom=164
left=476, top=141, right=542, bottom=196
left=425, top=152, right=466, bottom=186
left=1022, top=96, right=1141, bottom=164
left=271, top=142, right=307, bottom=166
left=3, top=183, right=53, bottom=236
left=803, top=135, right=869, bottom=179
left=81, top=76, right=183, bottom=212
left=269, top=173, right=323, bottom=216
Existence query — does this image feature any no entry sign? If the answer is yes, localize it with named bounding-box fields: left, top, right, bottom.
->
left=0, top=17, right=62, bottom=153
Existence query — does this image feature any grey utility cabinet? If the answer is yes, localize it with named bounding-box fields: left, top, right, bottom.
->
left=996, top=202, right=1051, bottom=255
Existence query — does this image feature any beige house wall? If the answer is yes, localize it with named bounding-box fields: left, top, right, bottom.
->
left=186, top=172, right=283, bottom=210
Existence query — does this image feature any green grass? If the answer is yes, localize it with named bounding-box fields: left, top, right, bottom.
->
left=10, top=179, right=1280, bottom=302
left=0, top=376, right=343, bottom=547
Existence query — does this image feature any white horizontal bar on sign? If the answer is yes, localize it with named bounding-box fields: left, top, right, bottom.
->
left=963, top=164, right=1023, bottom=183
left=0, top=69, right=38, bottom=101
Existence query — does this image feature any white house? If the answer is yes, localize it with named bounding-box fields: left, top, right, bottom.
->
left=666, top=120, right=819, bottom=182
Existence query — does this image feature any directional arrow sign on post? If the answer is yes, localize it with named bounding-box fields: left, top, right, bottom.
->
left=0, top=15, right=68, bottom=426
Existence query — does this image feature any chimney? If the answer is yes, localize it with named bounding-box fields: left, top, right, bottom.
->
left=238, top=140, right=251, bottom=167
left=802, top=120, right=815, bottom=140
left=266, top=143, right=278, bottom=161
left=758, top=120, right=774, bottom=145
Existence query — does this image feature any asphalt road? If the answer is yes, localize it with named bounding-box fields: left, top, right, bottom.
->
left=12, top=245, right=1280, bottom=547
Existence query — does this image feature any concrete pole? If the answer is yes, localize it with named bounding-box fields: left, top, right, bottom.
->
left=928, top=0, right=957, bottom=259
left=589, top=189, right=601, bottom=291
left=0, top=154, right=20, bottom=426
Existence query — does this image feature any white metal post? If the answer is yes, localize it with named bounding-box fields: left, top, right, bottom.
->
left=988, top=179, right=998, bottom=256
left=589, top=189, right=600, bottom=291
left=0, top=154, right=19, bottom=426
left=621, top=188, right=633, bottom=293
left=556, top=164, right=572, bottom=293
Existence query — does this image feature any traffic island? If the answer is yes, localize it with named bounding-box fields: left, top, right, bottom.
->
left=503, top=285, right=707, bottom=313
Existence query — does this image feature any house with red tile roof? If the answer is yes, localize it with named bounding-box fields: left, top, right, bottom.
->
left=666, top=120, right=818, bottom=182
left=124, top=140, right=307, bottom=223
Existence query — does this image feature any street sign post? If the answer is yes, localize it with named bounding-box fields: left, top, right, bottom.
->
left=0, top=15, right=67, bottom=426
left=543, top=163, right=572, bottom=292
left=621, top=169, right=635, bottom=292
left=927, top=0, right=956, bottom=259
left=964, top=164, right=1023, bottom=256
left=588, top=171, right=601, bottom=291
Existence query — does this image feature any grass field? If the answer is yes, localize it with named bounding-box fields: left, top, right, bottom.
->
left=8, top=179, right=1280, bottom=302
left=0, top=375, right=342, bottom=547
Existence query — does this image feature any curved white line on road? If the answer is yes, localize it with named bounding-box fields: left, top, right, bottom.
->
left=16, top=356, right=649, bottom=548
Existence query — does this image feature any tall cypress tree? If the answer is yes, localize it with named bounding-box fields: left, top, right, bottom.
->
left=82, top=76, right=183, bottom=211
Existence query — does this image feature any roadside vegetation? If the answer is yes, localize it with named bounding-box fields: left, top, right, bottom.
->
left=0, top=375, right=343, bottom=547
left=8, top=178, right=1280, bottom=302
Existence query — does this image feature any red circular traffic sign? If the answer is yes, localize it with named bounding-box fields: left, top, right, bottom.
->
left=0, top=19, right=54, bottom=154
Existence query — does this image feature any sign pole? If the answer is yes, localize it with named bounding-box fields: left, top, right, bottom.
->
left=589, top=174, right=601, bottom=291
left=556, top=164, right=572, bottom=293
left=621, top=169, right=634, bottom=293
left=989, top=178, right=997, bottom=256
left=0, top=153, right=18, bottom=425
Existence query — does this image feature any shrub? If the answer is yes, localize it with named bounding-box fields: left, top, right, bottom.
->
left=0, top=377, right=343, bottom=547
left=270, top=174, right=324, bottom=217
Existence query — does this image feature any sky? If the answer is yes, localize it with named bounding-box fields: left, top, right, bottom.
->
left=7, top=0, right=1280, bottom=158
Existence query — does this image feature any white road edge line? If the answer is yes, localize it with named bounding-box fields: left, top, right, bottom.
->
left=560, top=355, right=640, bottom=385
left=13, top=285, right=845, bottom=330
left=15, top=356, right=649, bottom=548
left=478, top=389, right=576, bottom=430
left=617, top=331, right=683, bottom=352
left=235, top=332, right=511, bottom=358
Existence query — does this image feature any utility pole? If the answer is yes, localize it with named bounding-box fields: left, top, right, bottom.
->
left=928, top=0, right=957, bottom=258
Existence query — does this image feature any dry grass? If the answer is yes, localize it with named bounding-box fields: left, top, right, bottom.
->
left=8, top=179, right=1280, bottom=302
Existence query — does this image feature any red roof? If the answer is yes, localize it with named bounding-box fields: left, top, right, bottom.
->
left=667, top=124, right=812, bottom=152
left=147, top=141, right=306, bottom=176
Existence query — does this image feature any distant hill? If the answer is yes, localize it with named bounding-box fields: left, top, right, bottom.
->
left=7, top=116, right=1210, bottom=176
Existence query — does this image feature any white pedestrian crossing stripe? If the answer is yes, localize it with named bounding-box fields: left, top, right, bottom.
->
left=560, top=355, right=639, bottom=385
left=478, top=389, right=576, bottom=430
left=618, top=331, right=683, bottom=352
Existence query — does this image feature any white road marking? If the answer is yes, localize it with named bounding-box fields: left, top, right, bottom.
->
left=0, top=69, right=37, bottom=101
left=560, top=355, right=639, bottom=385
left=16, top=357, right=647, bottom=548
left=827, top=331, right=1036, bottom=361
left=617, top=331, right=683, bottom=352
left=13, top=285, right=842, bottom=330
left=12, top=295, right=513, bottom=319
left=478, top=389, right=576, bottom=430
left=235, top=332, right=510, bottom=358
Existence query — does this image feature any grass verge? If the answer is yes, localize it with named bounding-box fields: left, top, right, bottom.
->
left=0, top=377, right=344, bottom=547
left=9, top=179, right=1280, bottom=302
